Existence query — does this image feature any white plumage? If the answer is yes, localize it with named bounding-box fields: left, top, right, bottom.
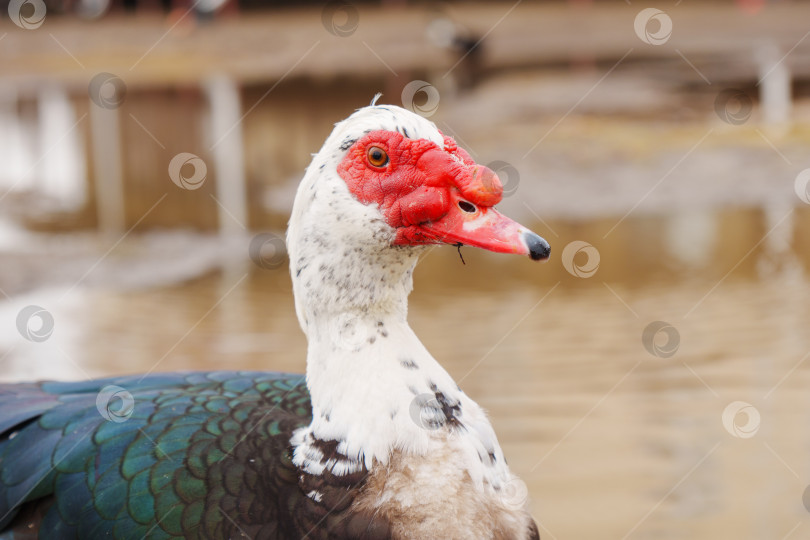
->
left=287, top=102, right=539, bottom=539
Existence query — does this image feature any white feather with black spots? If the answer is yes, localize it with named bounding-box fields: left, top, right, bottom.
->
left=286, top=103, right=518, bottom=500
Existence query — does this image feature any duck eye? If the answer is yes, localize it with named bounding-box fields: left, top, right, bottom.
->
left=367, top=146, right=389, bottom=167
left=458, top=200, right=477, bottom=214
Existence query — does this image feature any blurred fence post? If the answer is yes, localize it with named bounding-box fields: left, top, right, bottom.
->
left=89, top=98, right=126, bottom=234
left=0, top=86, right=30, bottom=195
left=205, top=74, right=247, bottom=238
left=38, top=85, right=86, bottom=211
left=756, top=41, right=791, bottom=126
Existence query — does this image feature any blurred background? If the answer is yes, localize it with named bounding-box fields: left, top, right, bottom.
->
left=2, top=0, right=810, bottom=537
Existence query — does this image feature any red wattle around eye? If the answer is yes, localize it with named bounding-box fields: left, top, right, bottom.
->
left=337, top=130, right=498, bottom=241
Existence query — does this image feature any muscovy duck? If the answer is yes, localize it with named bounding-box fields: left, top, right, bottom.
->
left=0, top=101, right=550, bottom=539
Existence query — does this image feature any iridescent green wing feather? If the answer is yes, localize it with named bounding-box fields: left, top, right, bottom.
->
left=0, top=372, right=310, bottom=539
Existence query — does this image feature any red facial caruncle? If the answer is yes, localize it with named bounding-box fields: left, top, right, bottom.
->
left=337, top=130, right=550, bottom=261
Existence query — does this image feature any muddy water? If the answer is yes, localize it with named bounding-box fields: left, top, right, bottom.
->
left=3, top=206, right=810, bottom=539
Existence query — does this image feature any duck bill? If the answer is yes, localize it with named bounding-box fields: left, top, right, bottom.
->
left=419, top=206, right=550, bottom=261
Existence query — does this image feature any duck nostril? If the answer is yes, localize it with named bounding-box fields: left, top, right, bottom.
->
left=457, top=200, right=477, bottom=214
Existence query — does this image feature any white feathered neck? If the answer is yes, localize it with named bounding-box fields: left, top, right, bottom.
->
left=286, top=104, right=513, bottom=493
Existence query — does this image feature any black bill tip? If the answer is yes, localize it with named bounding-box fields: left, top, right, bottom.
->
left=524, top=231, right=550, bottom=261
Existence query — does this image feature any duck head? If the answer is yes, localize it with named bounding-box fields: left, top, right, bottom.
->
left=287, top=102, right=549, bottom=331
left=337, top=127, right=550, bottom=260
